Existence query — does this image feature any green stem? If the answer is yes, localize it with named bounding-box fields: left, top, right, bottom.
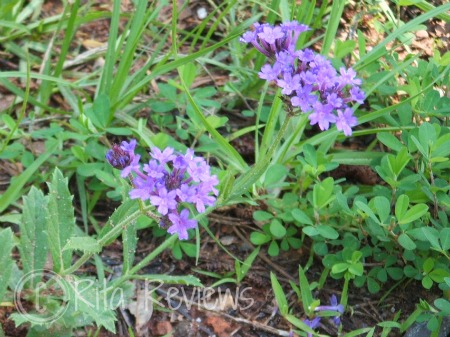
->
left=107, top=234, right=179, bottom=289
left=62, top=207, right=149, bottom=276
left=229, top=115, right=292, bottom=199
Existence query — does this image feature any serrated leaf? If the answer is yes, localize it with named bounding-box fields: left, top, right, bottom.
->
left=20, top=187, right=48, bottom=284
left=98, top=199, right=140, bottom=245
left=63, top=237, right=101, bottom=253
left=0, top=228, right=14, bottom=302
left=46, top=168, right=75, bottom=273
left=61, top=276, right=116, bottom=332
left=123, top=223, right=137, bottom=274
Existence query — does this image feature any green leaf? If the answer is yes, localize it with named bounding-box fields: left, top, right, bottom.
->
left=298, top=266, right=314, bottom=315
left=398, top=204, right=428, bottom=225
left=123, top=223, right=138, bottom=274
left=439, top=228, right=450, bottom=251
left=395, top=194, right=409, bottom=221
left=264, top=163, right=288, bottom=186
left=291, top=209, right=313, bottom=225
left=138, top=274, right=203, bottom=286
left=270, top=219, right=287, bottom=239
left=20, top=187, right=48, bottom=281
left=268, top=240, right=280, bottom=256
left=250, top=232, right=271, bottom=245
left=313, top=177, right=335, bottom=209
left=429, top=269, right=450, bottom=283
left=303, top=226, right=319, bottom=237
left=0, top=228, right=14, bottom=302
left=377, top=133, right=405, bottom=152
left=332, top=263, right=349, bottom=274
left=46, top=168, right=75, bottom=273
left=398, top=233, right=416, bottom=250
left=355, top=200, right=380, bottom=224
left=270, top=272, right=288, bottom=316
left=316, top=225, right=339, bottom=239
left=349, top=263, right=364, bottom=276
left=238, top=247, right=260, bottom=283
left=98, top=199, right=140, bottom=245
left=63, top=237, right=101, bottom=253
left=373, top=196, right=391, bottom=223
left=422, top=275, right=433, bottom=289
left=91, top=93, right=111, bottom=129
left=61, top=276, right=117, bottom=332
left=423, top=258, right=435, bottom=274
left=434, top=299, right=450, bottom=315
left=367, top=277, right=380, bottom=294
left=0, top=141, right=58, bottom=213
left=253, top=210, right=273, bottom=221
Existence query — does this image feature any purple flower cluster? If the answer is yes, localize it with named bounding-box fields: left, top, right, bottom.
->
left=240, top=21, right=365, bottom=136
left=302, top=294, right=344, bottom=335
left=106, top=139, right=219, bottom=240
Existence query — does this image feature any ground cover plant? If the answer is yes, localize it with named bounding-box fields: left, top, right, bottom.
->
left=0, top=0, right=449, bottom=336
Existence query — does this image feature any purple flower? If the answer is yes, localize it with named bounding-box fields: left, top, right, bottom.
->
left=277, top=72, right=301, bottom=95
left=106, top=140, right=137, bottom=170
left=259, top=63, right=281, bottom=81
left=258, top=25, right=284, bottom=44
left=107, top=142, right=219, bottom=240
left=308, top=103, right=337, bottom=131
left=150, top=187, right=178, bottom=215
left=314, top=294, right=344, bottom=326
left=339, top=67, right=362, bottom=86
left=150, top=147, right=175, bottom=164
left=129, top=176, right=154, bottom=201
left=241, top=22, right=365, bottom=136
left=303, top=317, right=321, bottom=337
left=120, top=154, right=141, bottom=178
left=336, top=108, right=358, bottom=136
left=167, top=209, right=198, bottom=240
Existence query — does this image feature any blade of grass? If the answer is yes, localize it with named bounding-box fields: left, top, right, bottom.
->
left=321, top=0, right=346, bottom=56
left=97, top=0, right=121, bottom=96
left=356, top=2, right=450, bottom=69
left=178, top=70, right=248, bottom=171
left=0, top=140, right=58, bottom=214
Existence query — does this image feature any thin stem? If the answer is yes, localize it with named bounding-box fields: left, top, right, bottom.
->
left=62, top=206, right=149, bottom=276
left=107, top=233, right=179, bottom=289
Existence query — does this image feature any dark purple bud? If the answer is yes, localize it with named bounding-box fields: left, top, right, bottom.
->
left=106, top=144, right=131, bottom=169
